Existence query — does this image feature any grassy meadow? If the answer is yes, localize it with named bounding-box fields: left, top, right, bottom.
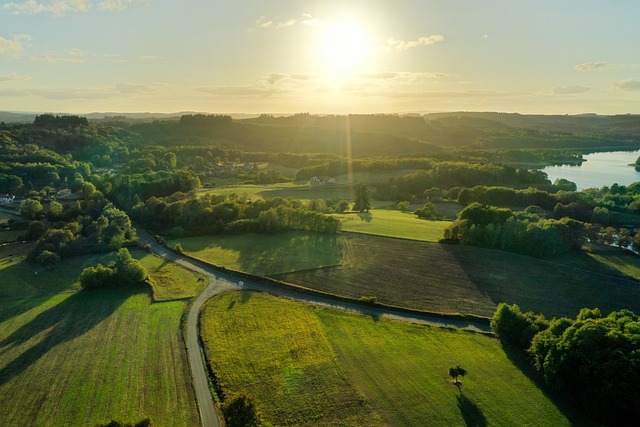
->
left=137, top=251, right=206, bottom=301
left=0, top=244, right=200, bottom=426
left=168, top=231, right=342, bottom=275
left=200, top=291, right=574, bottom=426
left=334, top=209, right=450, bottom=242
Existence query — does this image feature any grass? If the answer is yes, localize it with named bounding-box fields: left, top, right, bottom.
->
left=200, top=291, right=573, bottom=426
left=136, top=252, right=207, bottom=301
left=273, top=233, right=640, bottom=319
left=0, top=229, right=24, bottom=244
left=333, top=209, right=450, bottom=242
left=0, top=244, right=199, bottom=426
left=168, top=231, right=342, bottom=275
left=201, top=291, right=384, bottom=426
left=557, top=243, right=640, bottom=281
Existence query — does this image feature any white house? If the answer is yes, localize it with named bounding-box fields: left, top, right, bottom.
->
left=0, top=195, right=14, bottom=204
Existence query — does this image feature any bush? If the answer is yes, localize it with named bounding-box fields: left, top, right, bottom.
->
left=79, top=248, right=147, bottom=289
left=491, top=303, right=548, bottom=350
left=222, top=393, right=262, bottom=427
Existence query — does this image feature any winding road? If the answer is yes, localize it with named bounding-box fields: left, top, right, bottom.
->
left=138, top=231, right=491, bottom=427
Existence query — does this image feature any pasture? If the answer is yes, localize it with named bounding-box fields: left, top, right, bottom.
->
left=0, top=245, right=199, bottom=426
left=137, top=252, right=206, bottom=301
left=200, top=291, right=573, bottom=426
left=333, top=209, right=449, bottom=242
left=274, top=233, right=640, bottom=319
left=168, top=231, right=342, bottom=275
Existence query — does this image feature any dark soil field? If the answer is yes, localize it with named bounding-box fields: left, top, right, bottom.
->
left=273, top=233, right=640, bottom=319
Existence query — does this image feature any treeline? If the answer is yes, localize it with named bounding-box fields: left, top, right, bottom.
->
left=492, top=304, right=640, bottom=425
left=178, top=114, right=232, bottom=127
left=377, top=162, right=549, bottom=201
left=33, top=114, right=89, bottom=128
left=99, top=170, right=201, bottom=209
left=444, top=203, right=588, bottom=257
left=131, top=193, right=341, bottom=236
left=27, top=203, right=137, bottom=267
left=295, top=158, right=437, bottom=180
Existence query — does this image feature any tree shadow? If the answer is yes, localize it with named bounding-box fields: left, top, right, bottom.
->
left=0, top=287, right=136, bottom=386
left=357, top=212, right=373, bottom=222
left=501, top=344, right=594, bottom=426
left=457, top=393, right=487, bottom=427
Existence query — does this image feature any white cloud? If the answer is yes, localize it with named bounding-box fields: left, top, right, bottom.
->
left=254, top=16, right=296, bottom=29
left=0, top=34, right=31, bottom=56
left=265, top=73, right=314, bottom=85
left=301, top=13, right=321, bottom=26
left=0, top=82, right=165, bottom=99
left=612, top=79, right=640, bottom=92
left=575, top=61, right=615, bottom=72
left=41, top=49, right=85, bottom=63
left=1, top=0, right=89, bottom=16
left=387, top=35, right=444, bottom=51
left=140, top=54, right=162, bottom=61
left=0, top=73, right=30, bottom=82
left=198, top=85, right=288, bottom=97
left=99, top=0, right=146, bottom=12
left=355, top=71, right=448, bottom=81
left=552, top=85, right=591, bottom=95
left=115, top=82, right=166, bottom=94
left=253, top=13, right=321, bottom=30
left=1, top=0, right=144, bottom=15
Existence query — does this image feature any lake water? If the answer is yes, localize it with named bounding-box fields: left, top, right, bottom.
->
left=541, top=150, right=640, bottom=190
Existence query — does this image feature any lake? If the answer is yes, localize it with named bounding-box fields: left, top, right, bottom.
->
left=541, top=150, right=640, bottom=190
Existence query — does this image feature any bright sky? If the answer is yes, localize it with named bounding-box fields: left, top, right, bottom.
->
left=1, top=0, right=640, bottom=115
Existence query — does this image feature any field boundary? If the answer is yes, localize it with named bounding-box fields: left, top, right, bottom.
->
left=169, top=245, right=492, bottom=327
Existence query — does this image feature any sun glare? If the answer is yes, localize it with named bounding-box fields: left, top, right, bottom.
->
left=322, top=22, right=369, bottom=72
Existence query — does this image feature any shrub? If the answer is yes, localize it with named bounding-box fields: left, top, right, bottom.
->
left=222, top=393, right=262, bottom=427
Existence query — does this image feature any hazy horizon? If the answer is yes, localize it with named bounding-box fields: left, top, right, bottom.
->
left=2, top=0, right=640, bottom=115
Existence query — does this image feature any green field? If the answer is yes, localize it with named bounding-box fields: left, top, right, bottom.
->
left=168, top=231, right=342, bottom=275
left=334, top=209, right=450, bottom=242
left=274, top=233, right=640, bottom=319
left=137, top=252, right=206, bottom=301
left=0, top=244, right=199, bottom=426
left=201, top=291, right=573, bottom=426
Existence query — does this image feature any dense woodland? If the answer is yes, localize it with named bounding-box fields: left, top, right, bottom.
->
left=3, top=112, right=640, bottom=424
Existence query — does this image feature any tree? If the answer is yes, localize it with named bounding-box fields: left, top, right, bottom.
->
left=353, top=183, right=370, bottom=213
left=449, top=365, right=467, bottom=385
left=47, top=200, right=63, bottom=220
left=222, top=393, right=261, bottom=427
left=20, top=198, right=43, bottom=220
left=491, top=303, right=548, bottom=350
left=397, top=201, right=410, bottom=212
left=113, top=248, right=147, bottom=284
left=36, top=250, right=60, bottom=269
left=414, top=202, right=437, bottom=219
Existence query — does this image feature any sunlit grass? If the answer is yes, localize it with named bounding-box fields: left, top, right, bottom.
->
left=200, top=291, right=384, bottom=426
left=334, top=209, right=449, bottom=242
left=137, top=252, right=206, bottom=301
left=201, top=291, right=572, bottom=426
left=168, top=231, right=342, bottom=275
left=0, top=247, right=199, bottom=426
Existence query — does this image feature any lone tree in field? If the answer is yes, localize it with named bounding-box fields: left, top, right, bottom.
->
left=449, top=365, right=467, bottom=385
left=353, top=183, right=370, bottom=213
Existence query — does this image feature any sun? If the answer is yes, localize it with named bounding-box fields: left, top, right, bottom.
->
left=322, top=22, right=369, bottom=72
